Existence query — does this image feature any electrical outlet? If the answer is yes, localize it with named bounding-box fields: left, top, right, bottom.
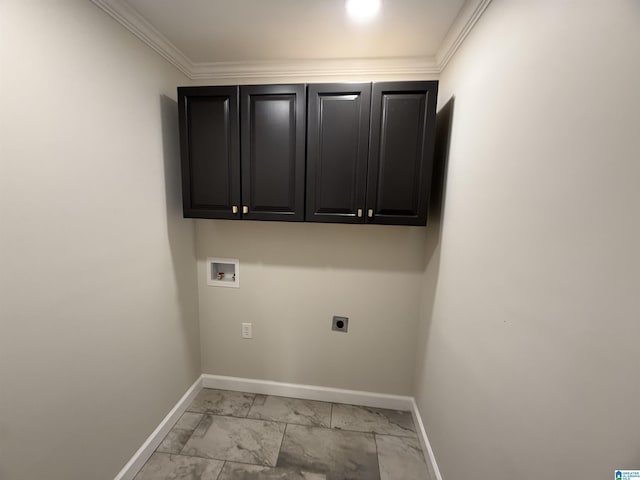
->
left=332, top=316, right=349, bottom=333
left=241, top=323, right=252, bottom=339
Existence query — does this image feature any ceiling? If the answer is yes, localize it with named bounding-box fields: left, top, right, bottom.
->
left=92, top=0, right=492, bottom=79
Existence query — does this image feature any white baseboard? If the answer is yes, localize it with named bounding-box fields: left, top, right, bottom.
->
left=201, top=374, right=413, bottom=411
left=113, top=376, right=203, bottom=480
left=113, top=374, right=442, bottom=480
left=410, top=399, right=443, bottom=480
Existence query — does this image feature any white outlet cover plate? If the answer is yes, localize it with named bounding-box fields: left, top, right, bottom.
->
left=241, top=323, right=252, bottom=339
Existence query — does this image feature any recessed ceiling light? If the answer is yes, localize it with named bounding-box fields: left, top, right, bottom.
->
left=346, top=0, right=381, bottom=21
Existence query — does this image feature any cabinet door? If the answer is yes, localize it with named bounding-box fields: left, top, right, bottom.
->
left=178, top=86, right=241, bottom=219
left=306, top=83, right=371, bottom=223
left=240, top=84, right=305, bottom=221
left=367, top=81, right=438, bottom=226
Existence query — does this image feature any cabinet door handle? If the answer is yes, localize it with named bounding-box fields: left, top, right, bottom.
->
left=232, top=205, right=238, bottom=214
left=367, top=209, right=374, bottom=218
left=357, top=208, right=363, bottom=218
left=242, top=206, right=249, bottom=214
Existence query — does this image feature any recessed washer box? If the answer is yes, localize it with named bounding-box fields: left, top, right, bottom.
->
left=206, top=257, right=239, bottom=288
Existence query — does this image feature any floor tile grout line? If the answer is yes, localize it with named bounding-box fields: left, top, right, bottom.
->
left=374, top=433, right=383, bottom=480
left=185, top=409, right=256, bottom=419
left=184, top=411, right=420, bottom=443
left=156, top=450, right=282, bottom=469
left=329, top=424, right=419, bottom=439
left=335, top=426, right=417, bottom=439
left=214, top=460, right=226, bottom=480
left=329, top=402, right=333, bottom=428
left=192, top=412, right=342, bottom=431
left=331, top=401, right=412, bottom=413
left=203, top=387, right=336, bottom=407
left=274, top=422, right=289, bottom=467
left=176, top=423, right=203, bottom=456
left=184, top=411, right=420, bottom=442
left=245, top=392, right=259, bottom=418
left=156, top=423, right=201, bottom=455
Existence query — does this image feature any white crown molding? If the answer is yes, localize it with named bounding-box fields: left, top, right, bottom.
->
left=92, top=0, right=492, bottom=80
left=190, top=57, right=440, bottom=80
left=436, top=0, right=493, bottom=69
left=91, top=0, right=193, bottom=77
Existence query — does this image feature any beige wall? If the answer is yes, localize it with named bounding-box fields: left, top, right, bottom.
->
left=197, top=220, right=427, bottom=395
left=415, top=1, right=640, bottom=479
left=192, top=74, right=437, bottom=396
left=0, top=2, right=200, bottom=479
left=189, top=51, right=438, bottom=397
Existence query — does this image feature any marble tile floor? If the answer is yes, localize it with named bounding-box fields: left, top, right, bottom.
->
left=134, top=388, right=429, bottom=480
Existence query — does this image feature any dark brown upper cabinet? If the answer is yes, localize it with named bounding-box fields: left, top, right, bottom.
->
left=240, top=84, right=306, bottom=222
left=178, top=86, right=240, bottom=219
left=306, top=83, right=371, bottom=223
left=178, top=81, right=438, bottom=226
left=367, top=81, right=438, bottom=226
left=306, top=81, right=438, bottom=226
